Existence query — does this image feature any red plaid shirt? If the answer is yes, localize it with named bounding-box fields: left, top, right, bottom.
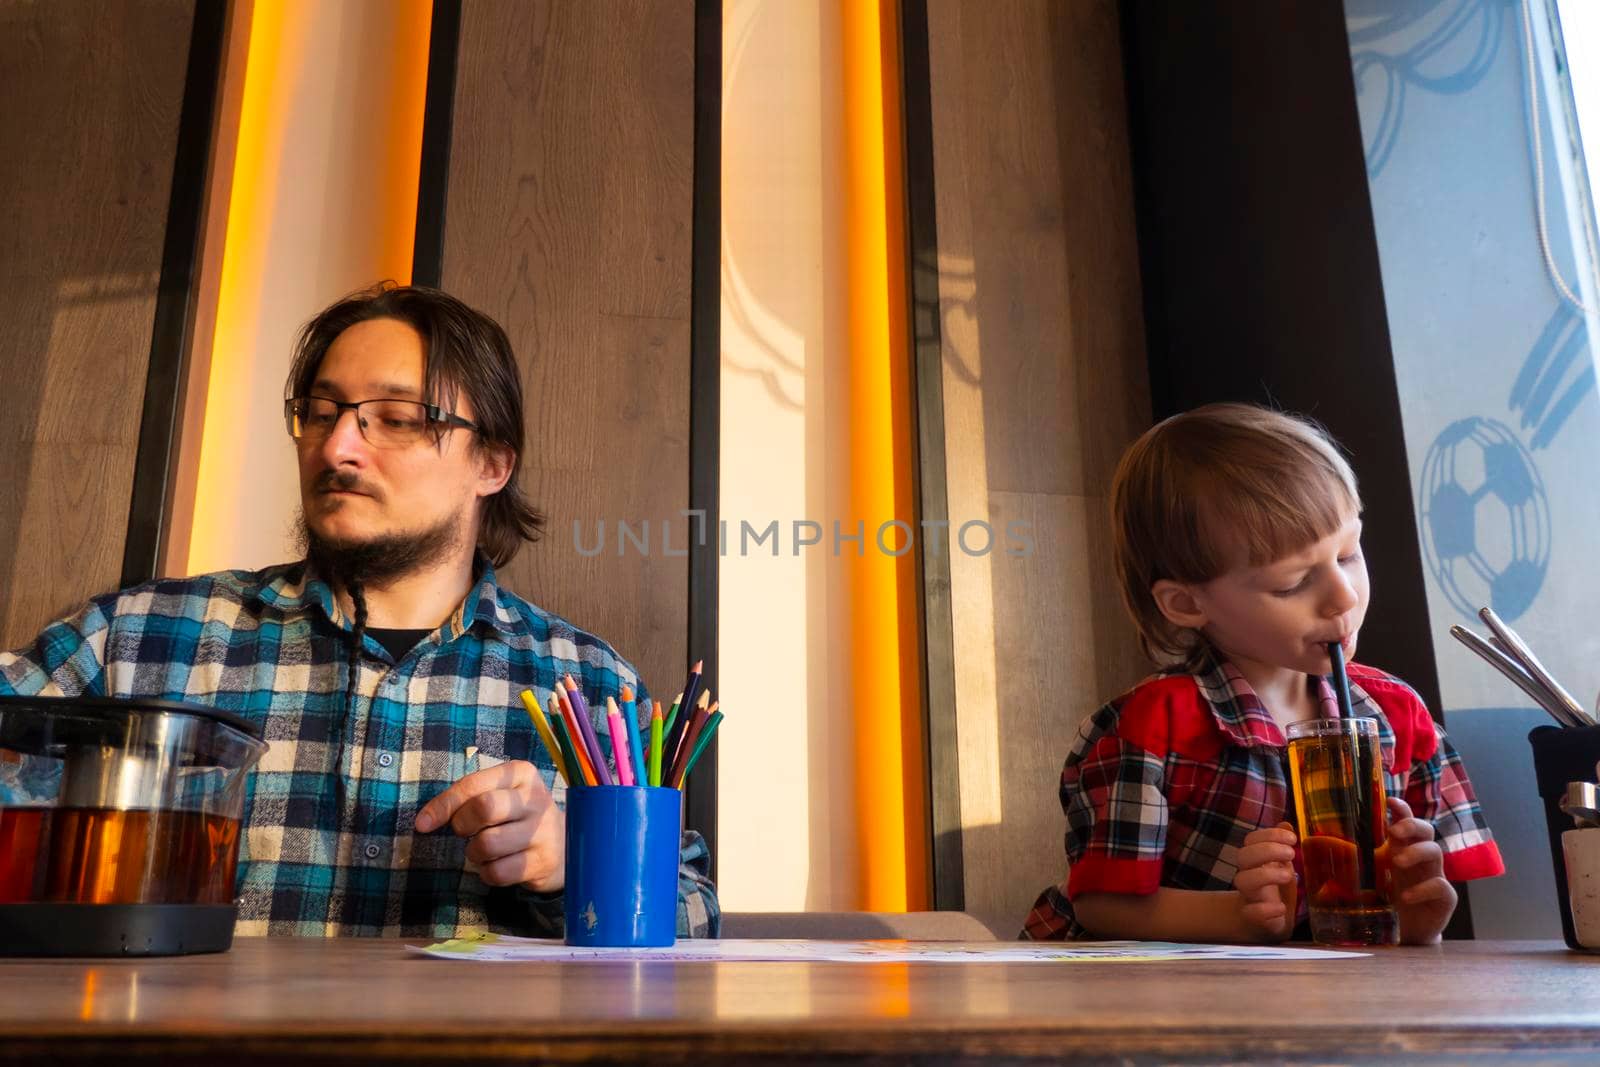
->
left=1022, top=652, right=1504, bottom=940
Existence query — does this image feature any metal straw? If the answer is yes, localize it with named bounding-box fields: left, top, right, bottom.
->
left=1483, top=632, right=1587, bottom=724
left=1448, top=625, right=1584, bottom=728
left=1477, top=608, right=1595, bottom=727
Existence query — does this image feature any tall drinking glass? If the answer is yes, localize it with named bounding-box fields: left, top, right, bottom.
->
left=1285, top=717, right=1399, bottom=946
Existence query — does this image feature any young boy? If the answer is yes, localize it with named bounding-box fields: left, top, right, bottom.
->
left=1022, top=403, right=1503, bottom=944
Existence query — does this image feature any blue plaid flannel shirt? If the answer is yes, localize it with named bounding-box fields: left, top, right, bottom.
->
left=0, top=557, right=720, bottom=938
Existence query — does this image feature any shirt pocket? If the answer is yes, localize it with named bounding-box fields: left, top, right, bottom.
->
left=464, top=729, right=567, bottom=810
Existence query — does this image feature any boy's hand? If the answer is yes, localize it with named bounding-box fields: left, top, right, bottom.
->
left=1233, top=822, right=1298, bottom=941
left=1386, top=796, right=1457, bottom=945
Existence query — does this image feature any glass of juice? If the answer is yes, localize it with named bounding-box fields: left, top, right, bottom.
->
left=1286, top=717, right=1399, bottom=946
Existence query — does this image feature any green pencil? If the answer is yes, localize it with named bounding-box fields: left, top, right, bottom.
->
left=661, top=692, right=683, bottom=740
left=678, top=710, right=724, bottom=787
left=648, top=700, right=665, bottom=787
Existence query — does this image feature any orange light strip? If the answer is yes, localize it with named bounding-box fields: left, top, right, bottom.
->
left=158, top=0, right=255, bottom=577
left=377, top=1, right=435, bottom=283
left=842, top=0, right=928, bottom=912
left=178, top=0, right=433, bottom=574
left=184, top=0, right=295, bottom=574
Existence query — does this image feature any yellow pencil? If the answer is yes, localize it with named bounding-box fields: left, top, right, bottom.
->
left=519, top=688, right=571, bottom=787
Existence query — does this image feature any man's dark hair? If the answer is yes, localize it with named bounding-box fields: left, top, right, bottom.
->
left=285, top=281, right=545, bottom=566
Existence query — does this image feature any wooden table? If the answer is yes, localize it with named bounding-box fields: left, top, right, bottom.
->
left=1, top=938, right=1598, bottom=1063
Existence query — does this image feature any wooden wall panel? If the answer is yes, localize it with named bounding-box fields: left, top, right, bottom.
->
left=443, top=0, right=693, bottom=700
left=926, top=0, right=1151, bottom=928
left=0, top=0, right=195, bottom=650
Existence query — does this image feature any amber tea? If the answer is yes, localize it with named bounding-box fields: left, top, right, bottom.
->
left=1286, top=717, right=1398, bottom=946
left=0, top=806, right=241, bottom=905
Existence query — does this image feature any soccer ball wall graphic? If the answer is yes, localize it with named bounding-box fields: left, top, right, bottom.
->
left=1418, top=417, right=1550, bottom=622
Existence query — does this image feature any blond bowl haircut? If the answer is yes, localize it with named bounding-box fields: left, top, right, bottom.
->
left=1110, top=403, right=1363, bottom=669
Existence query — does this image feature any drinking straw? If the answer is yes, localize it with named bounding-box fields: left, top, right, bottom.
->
left=678, top=710, right=724, bottom=787
left=606, top=697, right=635, bottom=786
left=668, top=699, right=717, bottom=789
left=621, top=685, right=646, bottom=789
left=563, top=674, right=612, bottom=786
left=1327, top=640, right=1357, bottom=720
left=649, top=700, right=665, bottom=787
left=548, top=696, right=590, bottom=788
left=518, top=688, right=570, bottom=787
left=556, top=688, right=599, bottom=787
left=1328, top=641, right=1376, bottom=891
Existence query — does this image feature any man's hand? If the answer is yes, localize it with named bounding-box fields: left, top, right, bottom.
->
left=1233, top=821, right=1298, bottom=942
left=1385, top=795, right=1456, bottom=945
left=414, top=761, right=565, bottom=893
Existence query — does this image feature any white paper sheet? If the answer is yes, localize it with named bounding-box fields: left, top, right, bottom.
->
left=408, top=934, right=1368, bottom=963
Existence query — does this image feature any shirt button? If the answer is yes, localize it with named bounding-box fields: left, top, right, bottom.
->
left=364, top=843, right=381, bottom=859
left=377, top=752, right=394, bottom=768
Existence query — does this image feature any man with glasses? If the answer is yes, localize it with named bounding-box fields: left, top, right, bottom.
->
left=0, top=283, right=719, bottom=938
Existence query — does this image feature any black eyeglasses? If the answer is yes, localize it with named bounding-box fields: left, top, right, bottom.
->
left=284, top=396, right=480, bottom=449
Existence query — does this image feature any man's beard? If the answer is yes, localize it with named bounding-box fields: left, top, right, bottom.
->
left=296, top=510, right=462, bottom=588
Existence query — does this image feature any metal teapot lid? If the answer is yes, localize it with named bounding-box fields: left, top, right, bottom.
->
left=0, top=694, right=263, bottom=756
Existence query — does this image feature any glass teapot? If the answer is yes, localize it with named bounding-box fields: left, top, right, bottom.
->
left=0, top=695, right=267, bottom=955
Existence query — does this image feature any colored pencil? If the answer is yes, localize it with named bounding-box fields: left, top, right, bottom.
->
left=667, top=698, right=716, bottom=789
left=518, top=688, right=570, bottom=787
left=621, top=685, right=646, bottom=790
left=556, top=687, right=599, bottom=787
left=662, top=688, right=704, bottom=782
left=678, top=710, right=724, bottom=786
left=679, top=659, right=705, bottom=721
left=660, top=692, right=684, bottom=745
left=548, top=699, right=589, bottom=788
left=662, top=661, right=703, bottom=766
left=563, top=674, right=612, bottom=786
left=648, top=700, right=664, bottom=787
left=556, top=694, right=597, bottom=787
left=662, top=662, right=701, bottom=768
left=606, top=697, right=635, bottom=786
left=679, top=691, right=712, bottom=765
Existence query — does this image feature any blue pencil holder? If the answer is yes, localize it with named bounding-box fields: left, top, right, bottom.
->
left=564, top=784, right=680, bottom=947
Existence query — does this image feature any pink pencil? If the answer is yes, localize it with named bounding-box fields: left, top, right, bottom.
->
left=606, top=696, right=635, bottom=786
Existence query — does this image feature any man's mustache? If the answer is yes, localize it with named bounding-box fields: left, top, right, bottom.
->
left=314, top=468, right=382, bottom=501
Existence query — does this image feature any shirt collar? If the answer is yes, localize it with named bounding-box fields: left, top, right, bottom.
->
left=1313, top=670, right=1398, bottom=771
left=1189, top=651, right=1285, bottom=748
left=250, top=554, right=518, bottom=638
left=251, top=561, right=328, bottom=619
left=1185, top=648, right=1398, bottom=768
left=454, top=557, right=518, bottom=638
